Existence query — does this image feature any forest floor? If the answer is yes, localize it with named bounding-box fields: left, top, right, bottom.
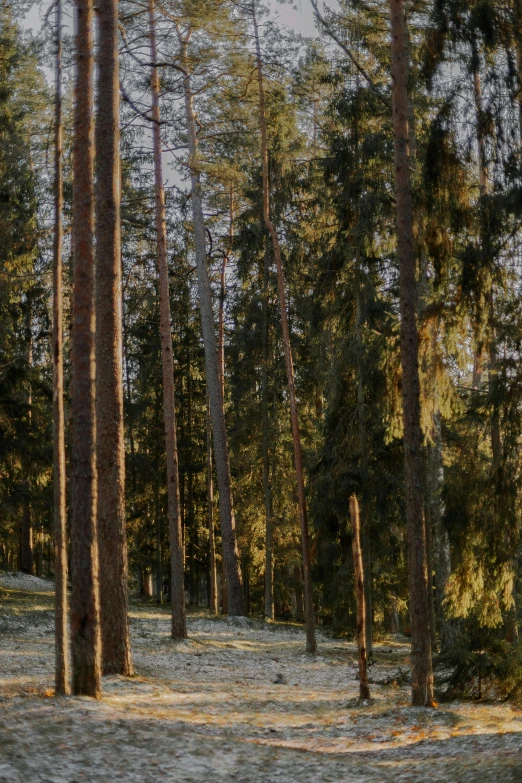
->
left=1, top=573, right=522, bottom=782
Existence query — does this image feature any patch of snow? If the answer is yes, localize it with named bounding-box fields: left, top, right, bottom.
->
left=0, top=571, right=54, bottom=592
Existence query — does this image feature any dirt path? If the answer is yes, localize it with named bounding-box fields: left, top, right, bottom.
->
left=1, top=573, right=521, bottom=782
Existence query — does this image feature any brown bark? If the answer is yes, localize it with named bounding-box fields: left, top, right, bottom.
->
left=187, top=357, right=196, bottom=604
left=221, top=557, right=228, bottom=614
left=253, top=4, right=316, bottom=652
left=389, top=0, right=434, bottom=706
left=218, top=252, right=228, bottom=401
left=355, top=253, right=372, bottom=658
left=262, top=243, right=274, bottom=621
left=350, top=495, right=370, bottom=700
left=177, top=32, right=245, bottom=616
left=148, top=0, right=186, bottom=639
left=21, top=295, right=33, bottom=576
left=71, top=0, right=101, bottom=698
left=207, top=398, right=218, bottom=614
left=95, top=0, right=133, bottom=677
left=52, top=0, right=69, bottom=695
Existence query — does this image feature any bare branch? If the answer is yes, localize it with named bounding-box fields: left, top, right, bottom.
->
left=310, top=0, right=390, bottom=110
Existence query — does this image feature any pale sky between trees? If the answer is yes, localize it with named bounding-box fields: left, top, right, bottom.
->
left=22, top=0, right=321, bottom=40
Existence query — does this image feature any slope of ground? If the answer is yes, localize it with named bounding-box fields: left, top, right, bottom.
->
left=0, top=573, right=521, bottom=782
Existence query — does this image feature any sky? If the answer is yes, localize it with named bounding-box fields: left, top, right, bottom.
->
left=22, top=1, right=320, bottom=39
left=20, top=0, right=323, bottom=189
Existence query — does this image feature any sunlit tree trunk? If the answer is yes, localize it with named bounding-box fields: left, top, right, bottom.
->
left=148, top=0, right=186, bottom=639
left=71, top=0, right=101, bottom=698
left=389, top=0, right=434, bottom=706
left=206, top=397, right=218, bottom=613
left=95, top=0, right=133, bottom=677
left=350, top=495, right=370, bottom=700
left=354, top=250, right=372, bottom=658
left=262, top=243, right=274, bottom=621
left=253, top=3, right=316, bottom=652
left=52, top=0, right=69, bottom=695
left=178, top=33, right=245, bottom=616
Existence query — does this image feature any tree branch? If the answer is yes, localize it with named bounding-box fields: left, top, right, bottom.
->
left=310, top=0, right=390, bottom=110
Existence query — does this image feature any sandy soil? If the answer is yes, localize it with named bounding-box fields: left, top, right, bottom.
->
left=1, top=572, right=521, bottom=782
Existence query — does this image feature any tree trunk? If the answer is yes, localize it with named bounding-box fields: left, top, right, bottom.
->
left=430, top=414, right=453, bottom=651
left=350, top=495, right=370, bottom=700
left=262, top=244, right=274, bottom=621
left=70, top=0, right=101, bottom=699
left=21, top=294, right=33, bottom=576
left=95, top=0, right=133, bottom=677
left=221, top=556, right=228, bottom=615
left=178, top=33, right=245, bottom=616
left=253, top=4, right=316, bottom=652
left=354, top=254, right=373, bottom=658
left=148, top=0, right=186, bottom=639
left=388, top=0, right=434, bottom=706
left=207, top=397, right=218, bottom=614
left=187, top=356, right=196, bottom=604
left=294, top=565, right=304, bottom=622
left=155, top=512, right=163, bottom=605
left=218, top=252, right=228, bottom=400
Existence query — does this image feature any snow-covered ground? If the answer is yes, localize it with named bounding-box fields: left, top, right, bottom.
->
left=0, top=573, right=521, bottom=782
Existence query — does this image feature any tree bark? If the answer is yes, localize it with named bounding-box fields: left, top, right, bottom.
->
left=187, top=356, right=196, bottom=604
left=253, top=3, right=316, bottom=652
left=52, top=0, right=69, bottom=695
left=389, top=0, right=434, bottom=706
left=95, top=0, right=133, bottom=677
left=355, top=253, right=373, bottom=658
left=178, top=32, right=245, bottom=616
left=350, top=495, right=370, bottom=700
left=21, top=291, right=33, bottom=576
left=71, top=0, right=101, bottom=698
left=148, top=0, right=186, bottom=639
left=262, top=243, right=274, bottom=621
left=206, top=397, right=218, bottom=613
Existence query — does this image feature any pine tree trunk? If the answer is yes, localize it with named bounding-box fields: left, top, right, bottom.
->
left=355, top=255, right=373, bottom=658
left=350, top=495, right=370, bottom=700
left=148, top=0, right=186, bottom=639
left=21, top=296, right=33, bottom=576
left=179, top=35, right=245, bottom=616
left=206, top=398, right=218, bottom=613
left=430, top=414, right=453, bottom=651
left=187, top=357, right=196, bottom=604
left=389, top=0, right=434, bottom=706
left=95, top=0, right=133, bottom=677
left=52, top=0, right=69, bottom=692
left=262, top=244, right=274, bottom=621
left=218, top=253, right=227, bottom=399
left=253, top=5, right=316, bottom=652
left=155, top=512, right=163, bottom=604
left=71, top=0, right=101, bottom=698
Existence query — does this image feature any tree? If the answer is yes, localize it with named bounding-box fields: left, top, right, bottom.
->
left=147, top=0, right=186, bottom=639
left=95, top=0, right=133, bottom=676
left=175, top=19, right=246, bottom=617
left=70, top=0, right=101, bottom=698
left=52, top=0, right=69, bottom=696
left=388, top=0, right=434, bottom=706
left=252, top=1, right=316, bottom=652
